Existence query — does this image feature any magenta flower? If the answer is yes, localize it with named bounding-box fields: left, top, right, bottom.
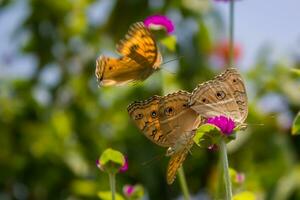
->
left=96, top=156, right=128, bottom=173
left=119, top=156, right=128, bottom=173
left=207, top=115, right=235, bottom=135
left=123, top=184, right=135, bottom=197
left=143, top=14, right=174, bottom=34
left=236, top=172, right=245, bottom=184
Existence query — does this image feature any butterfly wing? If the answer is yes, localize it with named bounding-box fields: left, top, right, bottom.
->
left=190, top=68, right=248, bottom=124
left=127, top=91, right=201, bottom=147
left=116, top=22, right=162, bottom=69
left=95, top=22, right=162, bottom=86
left=158, top=91, right=201, bottom=146
left=96, top=56, right=155, bottom=86
left=166, top=132, right=194, bottom=184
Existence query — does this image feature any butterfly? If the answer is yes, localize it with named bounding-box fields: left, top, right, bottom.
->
left=127, top=68, right=248, bottom=184
left=95, top=22, right=162, bottom=86
left=190, top=68, right=248, bottom=127
left=127, top=91, right=203, bottom=184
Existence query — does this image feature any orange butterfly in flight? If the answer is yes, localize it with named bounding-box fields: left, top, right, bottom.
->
left=95, top=22, right=162, bottom=86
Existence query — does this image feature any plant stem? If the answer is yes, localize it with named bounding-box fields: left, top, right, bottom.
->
left=109, top=173, right=116, bottom=200
left=178, top=166, right=191, bottom=200
left=229, top=0, right=235, bottom=67
left=219, top=139, right=232, bottom=200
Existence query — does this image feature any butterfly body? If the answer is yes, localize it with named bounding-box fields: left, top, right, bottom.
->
left=96, top=22, right=162, bottom=86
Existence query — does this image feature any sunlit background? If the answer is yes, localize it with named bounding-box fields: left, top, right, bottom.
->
left=0, top=0, right=300, bottom=199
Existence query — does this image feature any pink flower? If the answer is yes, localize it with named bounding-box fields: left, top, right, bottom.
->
left=119, top=156, right=128, bottom=173
left=143, top=14, right=174, bottom=34
left=207, top=115, right=235, bottom=135
left=236, top=172, right=245, bottom=184
left=123, top=184, right=135, bottom=197
left=96, top=156, right=128, bottom=173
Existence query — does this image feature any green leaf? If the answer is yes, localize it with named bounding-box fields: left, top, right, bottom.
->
left=193, top=124, right=236, bottom=148
left=160, top=35, right=177, bottom=52
left=291, top=68, right=300, bottom=76
left=99, top=148, right=125, bottom=173
left=193, top=124, right=222, bottom=148
left=98, top=191, right=125, bottom=200
left=292, top=112, right=300, bottom=135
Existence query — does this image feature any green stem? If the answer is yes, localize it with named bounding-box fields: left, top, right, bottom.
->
left=219, top=139, right=232, bottom=200
left=178, top=166, right=191, bottom=200
left=229, top=0, right=235, bottom=67
left=109, top=173, right=116, bottom=200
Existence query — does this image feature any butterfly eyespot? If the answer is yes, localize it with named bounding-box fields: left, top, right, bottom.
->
left=151, top=111, right=157, bottom=118
left=135, top=113, right=143, bottom=120
left=182, top=103, right=188, bottom=108
left=164, top=107, right=174, bottom=116
left=216, top=91, right=226, bottom=100
left=202, top=98, right=207, bottom=103
left=109, top=66, right=113, bottom=70
left=232, top=79, right=237, bottom=83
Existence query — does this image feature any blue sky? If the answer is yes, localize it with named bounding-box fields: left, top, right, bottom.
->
left=0, top=0, right=299, bottom=78
left=215, top=0, right=300, bottom=68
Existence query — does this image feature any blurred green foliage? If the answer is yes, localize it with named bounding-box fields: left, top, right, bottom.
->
left=0, top=0, right=300, bottom=200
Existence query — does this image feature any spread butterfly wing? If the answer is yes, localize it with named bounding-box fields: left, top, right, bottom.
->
left=95, top=22, right=162, bottom=86
left=116, top=22, right=162, bottom=69
left=127, top=91, right=201, bottom=147
left=158, top=91, right=201, bottom=146
left=96, top=56, right=155, bottom=86
left=127, top=96, right=169, bottom=147
left=190, top=68, right=248, bottom=124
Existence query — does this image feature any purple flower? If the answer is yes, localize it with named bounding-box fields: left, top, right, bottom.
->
left=119, top=156, right=128, bottom=173
left=123, top=184, right=135, bottom=197
left=207, top=115, right=235, bottom=135
left=236, top=172, right=245, bottom=184
left=143, top=14, right=174, bottom=34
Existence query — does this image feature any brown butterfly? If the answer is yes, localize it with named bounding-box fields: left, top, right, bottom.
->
left=127, top=91, right=203, bottom=184
left=95, top=22, right=162, bottom=86
left=190, top=68, right=248, bottom=126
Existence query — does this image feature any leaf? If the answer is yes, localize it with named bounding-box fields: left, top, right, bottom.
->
left=292, top=111, right=300, bottom=135
left=193, top=124, right=222, bottom=148
left=193, top=124, right=236, bottom=148
left=160, top=35, right=177, bottom=52
left=98, top=191, right=125, bottom=200
left=291, top=68, right=300, bottom=76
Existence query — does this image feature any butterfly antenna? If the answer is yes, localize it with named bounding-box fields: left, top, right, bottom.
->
left=161, top=56, right=184, bottom=66
left=160, top=56, right=184, bottom=75
left=141, top=153, right=165, bottom=166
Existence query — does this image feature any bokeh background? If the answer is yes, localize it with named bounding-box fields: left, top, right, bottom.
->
left=1, top=0, right=300, bottom=199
